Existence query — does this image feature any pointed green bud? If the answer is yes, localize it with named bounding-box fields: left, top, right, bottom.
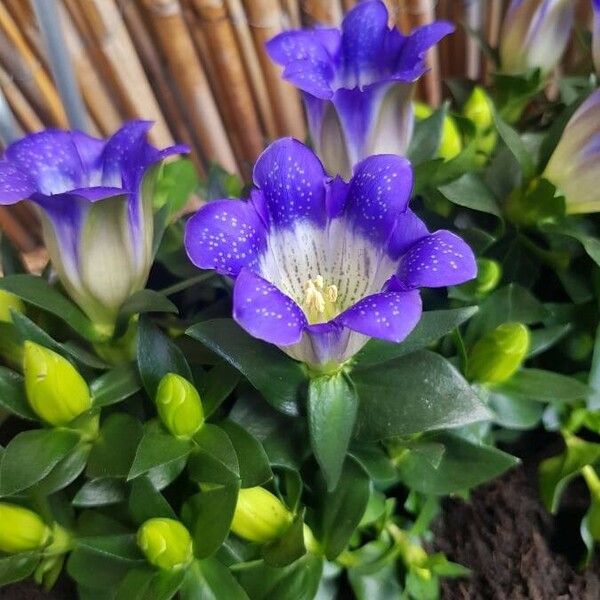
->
left=23, top=342, right=91, bottom=426
left=463, top=86, right=497, bottom=162
left=414, top=101, right=462, bottom=161
left=230, top=487, right=293, bottom=544
left=156, top=373, right=204, bottom=439
left=467, top=323, right=530, bottom=385
left=137, top=518, right=193, bottom=571
left=460, top=258, right=502, bottom=297
left=0, top=503, right=51, bottom=553
left=0, top=290, right=24, bottom=323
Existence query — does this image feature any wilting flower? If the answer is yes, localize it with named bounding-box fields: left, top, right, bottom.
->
left=593, top=0, right=600, bottom=76
left=185, top=139, right=476, bottom=370
left=0, top=122, right=187, bottom=333
left=544, top=89, right=600, bottom=214
left=266, top=0, right=453, bottom=179
left=499, top=0, right=574, bottom=75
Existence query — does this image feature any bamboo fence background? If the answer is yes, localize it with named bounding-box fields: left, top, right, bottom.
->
left=0, top=0, right=593, bottom=261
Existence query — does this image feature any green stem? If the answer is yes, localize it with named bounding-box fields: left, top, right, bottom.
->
left=159, top=273, right=215, bottom=296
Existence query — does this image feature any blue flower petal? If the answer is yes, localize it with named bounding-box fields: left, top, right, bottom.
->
left=345, top=154, right=413, bottom=247
left=253, top=138, right=328, bottom=228
left=389, top=209, right=430, bottom=259
left=396, top=230, right=477, bottom=288
left=184, top=199, right=268, bottom=277
left=0, top=161, right=36, bottom=204
left=282, top=59, right=334, bottom=99
left=5, top=130, right=84, bottom=194
left=337, top=289, right=422, bottom=342
left=233, top=268, right=307, bottom=346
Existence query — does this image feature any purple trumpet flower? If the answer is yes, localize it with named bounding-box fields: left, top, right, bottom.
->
left=185, top=138, right=476, bottom=370
left=0, top=121, right=188, bottom=333
left=593, top=0, right=600, bottom=76
left=266, top=0, right=453, bottom=180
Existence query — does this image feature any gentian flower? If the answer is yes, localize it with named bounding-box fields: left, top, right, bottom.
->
left=499, top=0, right=574, bottom=75
left=0, top=121, right=187, bottom=333
left=593, top=0, right=600, bottom=76
left=544, top=89, right=600, bottom=214
left=266, top=0, right=453, bottom=179
left=185, top=138, right=476, bottom=370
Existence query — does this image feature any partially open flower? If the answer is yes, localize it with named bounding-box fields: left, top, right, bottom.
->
left=499, top=0, right=574, bottom=75
left=137, top=518, right=194, bottom=571
left=0, top=503, right=51, bottom=554
left=185, top=138, right=476, bottom=370
left=267, top=0, right=453, bottom=179
left=0, top=122, right=188, bottom=333
left=544, top=89, right=600, bottom=214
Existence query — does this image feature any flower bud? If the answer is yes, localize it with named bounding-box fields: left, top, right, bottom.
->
left=467, top=323, right=530, bottom=385
left=0, top=290, right=24, bottom=323
left=156, top=373, right=204, bottom=439
left=230, top=487, right=293, bottom=544
left=459, top=259, right=502, bottom=297
left=463, top=87, right=497, bottom=162
left=137, top=518, right=193, bottom=571
left=23, top=341, right=91, bottom=426
left=499, top=0, right=574, bottom=75
left=414, top=102, right=462, bottom=161
left=0, top=503, right=51, bottom=553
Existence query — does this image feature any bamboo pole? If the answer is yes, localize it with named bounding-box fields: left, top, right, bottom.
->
left=463, top=0, right=482, bottom=81
left=341, top=0, right=356, bottom=12
left=143, top=0, right=239, bottom=174
left=0, top=64, right=44, bottom=133
left=69, top=0, right=173, bottom=146
left=301, top=0, right=344, bottom=26
left=3, top=0, right=45, bottom=64
left=0, top=207, right=38, bottom=253
left=0, top=83, right=21, bottom=145
left=242, top=0, right=306, bottom=139
left=190, top=0, right=265, bottom=164
left=56, top=3, right=121, bottom=135
left=0, top=2, right=67, bottom=127
left=281, top=0, right=301, bottom=28
left=225, top=0, right=278, bottom=138
left=484, top=0, right=503, bottom=80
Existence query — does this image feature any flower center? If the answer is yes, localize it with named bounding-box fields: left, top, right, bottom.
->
left=302, top=275, right=339, bottom=324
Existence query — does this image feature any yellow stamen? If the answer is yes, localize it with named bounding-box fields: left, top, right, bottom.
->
left=302, top=276, right=339, bottom=324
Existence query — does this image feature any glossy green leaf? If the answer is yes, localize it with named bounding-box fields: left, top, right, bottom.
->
left=308, top=373, right=358, bottom=491
left=90, top=364, right=141, bottom=408
left=497, top=369, right=591, bottom=403
left=396, top=432, right=518, bottom=495
left=154, top=158, right=199, bottom=214
left=137, top=317, right=192, bottom=398
left=199, top=363, right=240, bottom=418
left=32, top=442, right=90, bottom=496
left=180, top=558, right=250, bottom=600
left=354, top=307, right=478, bottom=368
left=487, top=390, right=544, bottom=430
left=114, top=290, right=178, bottom=339
left=493, top=110, right=535, bottom=180
left=0, top=366, right=37, bottom=420
left=128, top=477, right=177, bottom=524
left=73, top=478, right=128, bottom=507
left=0, top=552, right=40, bottom=586
left=438, top=173, right=501, bottom=217
left=408, top=105, right=446, bottom=165
left=128, top=429, right=192, bottom=480
left=188, top=424, right=240, bottom=486
left=262, top=514, right=306, bottom=567
left=0, top=428, right=80, bottom=495
left=354, top=351, right=490, bottom=441
left=187, top=319, right=306, bottom=416
left=527, top=324, right=571, bottom=358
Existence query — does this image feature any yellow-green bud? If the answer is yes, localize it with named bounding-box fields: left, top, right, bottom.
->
left=23, top=342, right=91, bottom=426
left=414, top=101, right=463, bottom=161
left=463, top=86, right=497, bottom=162
left=0, top=503, right=51, bottom=554
left=460, top=258, right=502, bottom=297
left=137, top=518, right=193, bottom=571
left=230, top=487, right=293, bottom=544
left=467, top=323, right=530, bottom=385
left=156, top=373, right=204, bottom=439
left=0, top=290, right=24, bottom=323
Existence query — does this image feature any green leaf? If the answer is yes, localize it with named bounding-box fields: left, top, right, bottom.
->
left=182, top=485, right=239, bottom=559
left=0, top=274, right=101, bottom=341
left=497, top=369, right=591, bottom=403
left=0, top=366, right=37, bottom=420
left=188, top=424, right=240, bottom=486
left=129, top=477, right=177, bottom=523
left=187, top=319, right=307, bottom=416
left=87, top=414, right=143, bottom=479
left=493, top=109, right=535, bottom=180
left=154, top=158, right=199, bottom=214
left=0, top=232, right=25, bottom=275
left=314, top=458, right=370, bottom=560
left=90, top=364, right=141, bottom=408
left=438, top=173, right=502, bottom=217
left=67, top=545, right=134, bottom=589
left=308, top=373, right=358, bottom=491
left=73, top=478, right=128, bottom=507
left=32, top=442, right=90, bottom=496
left=408, top=106, right=446, bottom=165
left=220, top=420, right=272, bottom=488
left=114, top=290, right=178, bottom=339
left=354, top=307, right=478, bottom=368
left=115, top=568, right=155, bottom=600
left=0, top=429, right=80, bottom=495
left=487, top=390, right=544, bottom=430
left=137, top=317, right=192, bottom=398
left=180, top=558, right=250, bottom=600
left=0, top=552, right=40, bottom=586
left=76, top=534, right=142, bottom=562
left=262, top=514, right=306, bottom=567
left=527, top=324, right=571, bottom=358
left=199, top=363, right=240, bottom=418
left=234, top=554, right=323, bottom=600
left=128, top=429, right=192, bottom=480
left=354, top=351, right=491, bottom=441
left=539, top=435, right=600, bottom=512
left=396, top=432, right=518, bottom=495
left=541, top=222, right=600, bottom=268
